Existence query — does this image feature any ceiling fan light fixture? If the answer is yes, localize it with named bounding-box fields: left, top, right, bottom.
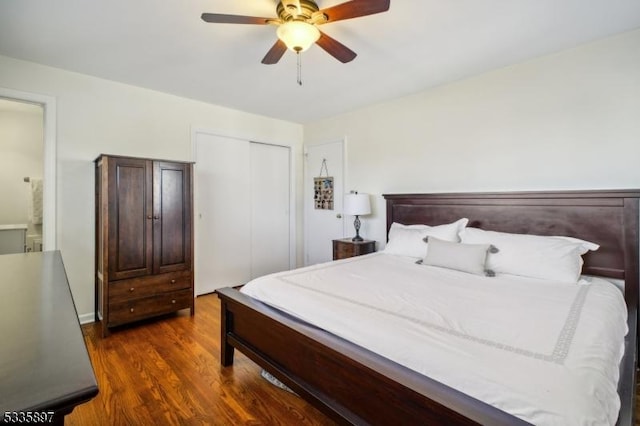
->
left=277, top=21, right=320, bottom=52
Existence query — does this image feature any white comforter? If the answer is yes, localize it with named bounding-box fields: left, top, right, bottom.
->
left=241, top=252, right=628, bottom=425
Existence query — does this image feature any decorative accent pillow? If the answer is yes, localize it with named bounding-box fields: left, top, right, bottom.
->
left=423, top=236, right=496, bottom=276
left=460, top=228, right=599, bottom=283
left=384, top=218, right=469, bottom=258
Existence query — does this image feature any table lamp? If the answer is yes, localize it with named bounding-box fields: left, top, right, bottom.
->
left=344, top=192, right=371, bottom=241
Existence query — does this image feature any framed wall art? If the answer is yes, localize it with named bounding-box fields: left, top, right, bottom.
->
left=314, top=159, right=334, bottom=210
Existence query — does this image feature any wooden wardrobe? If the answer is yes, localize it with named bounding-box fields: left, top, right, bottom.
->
left=95, top=154, right=194, bottom=337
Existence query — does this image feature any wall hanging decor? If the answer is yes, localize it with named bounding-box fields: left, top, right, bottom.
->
left=314, top=159, right=334, bottom=210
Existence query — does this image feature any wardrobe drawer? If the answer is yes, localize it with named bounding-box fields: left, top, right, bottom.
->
left=108, top=289, right=193, bottom=326
left=109, top=271, right=192, bottom=302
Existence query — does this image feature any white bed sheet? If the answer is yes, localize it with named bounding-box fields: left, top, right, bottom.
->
left=241, top=252, right=628, bottom=425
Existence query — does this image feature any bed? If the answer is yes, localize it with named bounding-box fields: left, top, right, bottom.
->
left=216, top=190, right=639, bottom=425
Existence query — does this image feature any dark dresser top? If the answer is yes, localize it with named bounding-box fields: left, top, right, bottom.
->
left=0, top=251, right=98, bottom=413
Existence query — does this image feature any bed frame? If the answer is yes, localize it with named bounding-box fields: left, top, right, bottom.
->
left=216, top=189, right=639, bottom=425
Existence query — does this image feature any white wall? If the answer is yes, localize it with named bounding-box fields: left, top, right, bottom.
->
left=1, top=29, right=638, bottom=319
left=0, top=54, right=304, bottom=321
left=304, top=30, right=640, bottom=249
left=0, top=100, right=43, bottom=239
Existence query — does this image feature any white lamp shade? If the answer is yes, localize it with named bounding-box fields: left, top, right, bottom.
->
left=277, top=21, right=321, bottom=52
left=344, top=193, right=371, bottom=216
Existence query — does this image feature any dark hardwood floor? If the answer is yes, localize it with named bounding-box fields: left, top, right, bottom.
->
left=68, top=294, right=335, bottom=425
left=70, top=293, right=640, bottom=425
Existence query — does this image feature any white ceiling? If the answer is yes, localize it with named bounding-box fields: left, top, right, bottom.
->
left=1, top=0, right=639, bottom=124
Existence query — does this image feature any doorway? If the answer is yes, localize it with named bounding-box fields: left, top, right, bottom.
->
left=193, top=132, right=293, bottom=295
left=0, top=98, right=44, bottom=254
left=0, top=87, right=56, bottom=251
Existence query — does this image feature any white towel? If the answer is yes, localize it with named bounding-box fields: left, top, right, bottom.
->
left=30, top=179, right=43, bottom=225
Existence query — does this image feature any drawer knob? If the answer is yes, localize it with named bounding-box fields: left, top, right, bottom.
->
left=171, top=299, right=176, bottom=304
left=129, top=287, right=135, bottom=292
left=171, top=279, right=176, bottom=284
left=130, top=308, right=134, bottom=313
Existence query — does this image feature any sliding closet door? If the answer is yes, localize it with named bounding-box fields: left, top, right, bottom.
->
left=195, top=134, right=251, bottom=295
left=250, top=143, right=291, bottom=279
left=194, top=133, right=292, bottom=295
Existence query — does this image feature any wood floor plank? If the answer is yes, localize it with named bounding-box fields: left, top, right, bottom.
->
left=67, top=294, right=335, bottom=425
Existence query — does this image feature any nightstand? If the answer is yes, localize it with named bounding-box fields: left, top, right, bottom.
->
left=332, top=238, right=376, bottom=260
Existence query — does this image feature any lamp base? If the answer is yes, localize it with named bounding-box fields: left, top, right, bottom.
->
left=352, top=215, right=363, bottom=242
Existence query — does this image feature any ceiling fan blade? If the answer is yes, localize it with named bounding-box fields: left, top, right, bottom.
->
left=316, top=31, right=357, bottom=63
left=262, top=39, right=288, bottom=64
left=201, top=13, right=271, bottom=25
left=319, top=0, right=390, bottom=23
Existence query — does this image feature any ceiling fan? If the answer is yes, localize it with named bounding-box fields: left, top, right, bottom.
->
left=201, top=0, right=391, bottom=65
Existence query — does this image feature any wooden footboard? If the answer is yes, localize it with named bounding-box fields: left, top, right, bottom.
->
left=217, top=287, right=636, bottom=425
left=217, top=287, right=529, bottom=425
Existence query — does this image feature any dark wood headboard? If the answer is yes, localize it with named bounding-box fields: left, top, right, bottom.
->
left=384, top=190, right=640, bottom=308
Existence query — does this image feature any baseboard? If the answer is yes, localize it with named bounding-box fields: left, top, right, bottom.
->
left=78, top=312, right=96, bottom=325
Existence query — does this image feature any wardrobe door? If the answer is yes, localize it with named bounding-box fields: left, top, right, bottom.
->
left=108, top=157, right=153, bottom=280
left=153, top=161, right=192, bottom=274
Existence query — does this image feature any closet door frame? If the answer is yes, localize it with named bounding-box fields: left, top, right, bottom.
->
left=191, top=128, right=297, bottom=295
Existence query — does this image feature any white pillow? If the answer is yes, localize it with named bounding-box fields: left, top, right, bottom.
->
left=384, top=218, right=469, bottom=258
left=423, top=237, right=494, bottom=276
left=460, top=228, right=599, bottom=283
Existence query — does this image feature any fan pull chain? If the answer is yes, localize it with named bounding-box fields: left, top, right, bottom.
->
left=297, top=51, right=303, bottom=86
